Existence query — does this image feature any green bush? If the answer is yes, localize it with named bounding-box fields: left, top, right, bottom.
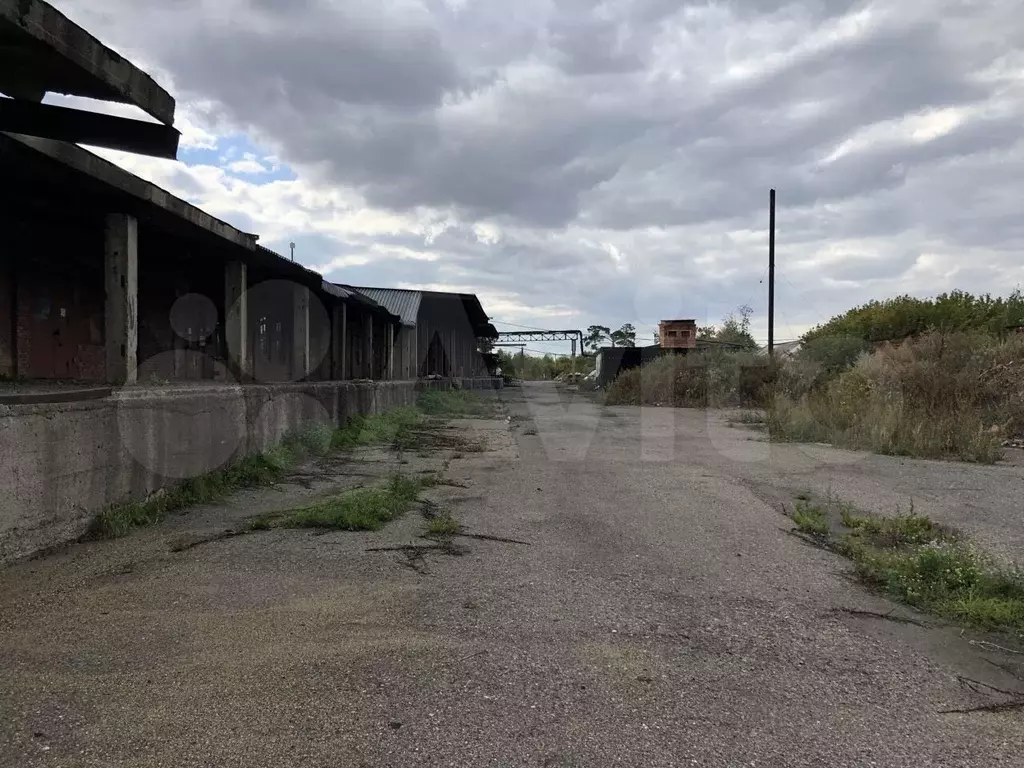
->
left=802, top=289, right=1024, bottom=345
left=605, top=350, right=772, bottom=407
left=800, top=335, right=869, bottom=372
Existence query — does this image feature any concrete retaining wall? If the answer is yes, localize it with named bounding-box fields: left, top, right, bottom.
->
left=0, top=379, right=488, bottom=564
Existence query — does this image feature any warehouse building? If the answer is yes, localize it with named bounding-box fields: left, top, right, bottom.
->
left=353, top=288, right=498, bottom=380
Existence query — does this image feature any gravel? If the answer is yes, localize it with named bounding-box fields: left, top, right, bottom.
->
left=2, top=383, right=1023, bottom=767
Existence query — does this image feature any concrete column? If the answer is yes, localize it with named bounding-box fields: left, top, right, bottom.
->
left=225, top=261, right=249, bottom=378
left=364, top=314, right=373, bottom=379
left=402, top=328, right=410, bottom=379
left=330, top=303, right=345, bottom=380
left=387, top=323, right=395, bottom=380
left=104, top=213, right=138, bottom=384
left=341, top=303, right=348, bottom=379
left=292, top=283, right=310, bottom=380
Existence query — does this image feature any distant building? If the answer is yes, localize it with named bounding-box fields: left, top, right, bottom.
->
left=756, top=340, right=803, bottom=358
left=658, top=319, right=697, bottom=349
left=351, top=288, right=497, bottom=379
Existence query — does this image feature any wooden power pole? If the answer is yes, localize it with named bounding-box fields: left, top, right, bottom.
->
left=768, top=188, right=776, bottom=358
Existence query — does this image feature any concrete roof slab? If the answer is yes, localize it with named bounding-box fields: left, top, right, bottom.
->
left=0, top=0, right=175, bottom=124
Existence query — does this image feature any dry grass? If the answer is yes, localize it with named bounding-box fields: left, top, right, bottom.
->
left=768, top=332, right=1024, bottom=463
left=605, top=350, right=773, bottom=408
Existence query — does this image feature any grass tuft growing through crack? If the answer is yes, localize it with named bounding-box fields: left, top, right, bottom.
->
left=417, top=389, right=501, bottom=418
left=89, top=409, right=425, bottom=540
left=330, top=407, right=424, bottom=451
left=792, top=500, right=829, bottom=535
left=426, top=513, right=462, bottom=536
left=792, top=498, right=1024, bottom=634
left=839, top=512, right=1024, bottom=632
left=89, top=454, right=285, bottom=539
left=89, top=395, right=486, bottom=541
left=250, top=475, right=425, bottom=532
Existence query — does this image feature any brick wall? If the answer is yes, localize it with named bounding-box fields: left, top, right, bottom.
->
left=659, top=319, right=698, bottom=349
left=11, top=271, right=106, bottom=381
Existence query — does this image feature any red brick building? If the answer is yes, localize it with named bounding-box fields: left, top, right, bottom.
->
left=658, top=319, right=698, bottom=349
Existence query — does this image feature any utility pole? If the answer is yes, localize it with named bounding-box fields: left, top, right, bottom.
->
left=289, top=241, right=296, bottom=262
left=571, top=337, right=576, bottom=373
left=768, top=188, right=776, bottom=358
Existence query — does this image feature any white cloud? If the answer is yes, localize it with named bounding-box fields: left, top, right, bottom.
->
left=226, top=153, right=268, bottom=174
left=48, top=0, right=1024, bottom=350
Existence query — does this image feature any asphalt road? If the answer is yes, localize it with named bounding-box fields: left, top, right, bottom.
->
left=3, top=382, right=1024, bottom=767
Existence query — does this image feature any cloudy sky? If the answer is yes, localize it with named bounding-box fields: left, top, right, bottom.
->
left=50, top=0, right=1024, bottom=352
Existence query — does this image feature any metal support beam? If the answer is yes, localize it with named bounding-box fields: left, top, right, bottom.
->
left=497, top=330, right=583, bottom=343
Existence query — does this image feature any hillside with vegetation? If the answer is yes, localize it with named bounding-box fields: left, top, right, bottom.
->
left=605, top=291, right=1024, bottom=463
left=802, top=290, right=1024, bottom=344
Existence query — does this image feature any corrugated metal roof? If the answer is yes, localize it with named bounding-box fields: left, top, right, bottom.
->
left=352, top=287, right=421, bottom=326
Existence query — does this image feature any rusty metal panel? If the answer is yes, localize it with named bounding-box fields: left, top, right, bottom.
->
left=24, top=273, right=104, bottom=380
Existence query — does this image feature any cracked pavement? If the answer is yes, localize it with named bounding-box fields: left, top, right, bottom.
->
left=2, top=382, right=1024, bottom=767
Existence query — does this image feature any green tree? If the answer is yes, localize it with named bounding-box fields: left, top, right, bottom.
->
left=610, top=323, right=637, bottom=347
left=802, top=290, right=1024, bottom=345
left=584, top=325, right=611, bottom=352
left=697, top=306, right=757, bottom=348
left=715, top=305, right=757, bottom=348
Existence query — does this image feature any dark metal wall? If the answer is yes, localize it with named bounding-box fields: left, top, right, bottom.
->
left=0, top=201, right=105, bottom=381
left=137, top=227, right=227, bottom=383
left=416, top=295, right=486, bottom=378
left=597, top=346, right=689, bottom=387
left=249, top=280, right=293, bottom=383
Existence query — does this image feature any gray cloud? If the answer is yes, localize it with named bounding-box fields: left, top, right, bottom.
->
left=56, top=0, right=1024, bottom=340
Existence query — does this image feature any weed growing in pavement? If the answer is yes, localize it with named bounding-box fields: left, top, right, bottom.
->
left=791, top=497, right=1024, bottom=634
left=330, top=407, right=423, bottom=451
left=417, top=389, right=502, bottom=418
left=426, top=513, right=462, bottom=536
left=88, top=453, right=284, bottom=539
left=89, top=397, right=481, bottom=541
left=90, top=408, right=427, bottom=540
left=250, top=475, right=425, bottom=532
left=792, top=500, right=829, bottom=535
